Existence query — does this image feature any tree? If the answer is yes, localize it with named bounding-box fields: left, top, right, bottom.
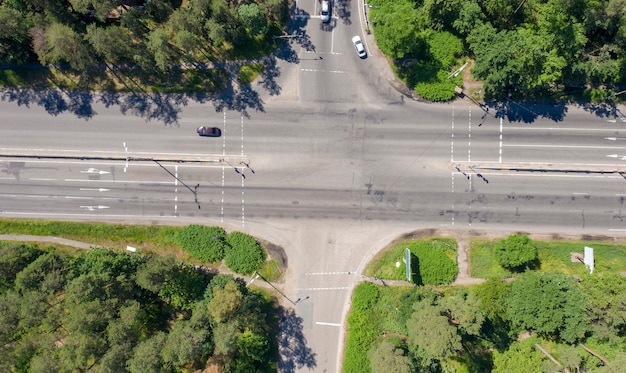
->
left=208, top=280, right=243, bottom=323
left=231, top=331, right=271, bottom=372
left=158, top=264, right=207, bottom=310
left=15, top=249, right=69, bottom=293
left=506, top=272, right=590, bottom=343
left=33, top=23, right=96, bottom=73
left=494, top=234, right=537, bottom=270
left=580, top=273, right=626, bottom=341
left=135, top=254, right=176, bottom=294
left=237, top=3, right=268, bottom=36
left=127, top=332, right=167, bottom=373
left=492, top=339, right=544, bottom=373
left=406, top=300, right=462, bottom=361
left=440, top=290, right=485, bottom=336
left=86, top=24, right=135, bottom=65
left=374, top=2, right=420, bottom=59
left=0, top=244, right=42, bottom=291
left=161, top=320, right=209, bottom=368
left=368, top=339, right=412, bottom=373
left=213, top=320, right=240, bottom=356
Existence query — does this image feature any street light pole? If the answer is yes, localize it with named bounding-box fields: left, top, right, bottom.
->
left=251, top=271, right=300, bottom=306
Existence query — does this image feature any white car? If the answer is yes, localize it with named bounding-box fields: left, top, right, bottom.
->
left=321, top=0, right=330, bottom=23
left=352, top=35, right=367, bottom=58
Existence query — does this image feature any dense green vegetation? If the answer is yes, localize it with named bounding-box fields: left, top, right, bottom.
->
left=495, top=234, right=538, bottom=271
left=0, top=243, right=279, bottom=372
left=0, top=219, right=282, bottom=280
left=347, top=236, right=626, bottom=372
left=0, top=0, right=287, bottom=91
left=367, top=0, right=626, bottom=100
left=365, top=238, right=457, bottom=285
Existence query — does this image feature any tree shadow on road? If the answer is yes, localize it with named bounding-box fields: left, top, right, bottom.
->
left=277, top=307, right=317, bottom=372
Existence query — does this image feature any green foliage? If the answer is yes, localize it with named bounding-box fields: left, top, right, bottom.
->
left=495, top=234, right=538, bottom=270
left=238, top=63, right=265, bottom=86
left=373, top=1, right=420, bottom=60
left=580, top=273, right=626, bottom=342
left=0, top=240, right=278, bottom=372
left=406, top=300, right=462, bottom=361
left=0, top=244, right=42, bottom=291
left=409, top=240, right=457, bottom=285
left=176, top=225, right=226, bottom=263
left=208, top=280, right=244, bottom=323
left=344, top=282, right=380, bottom=373
left=506, top=272, right=590, bottom=343
left=492, top=337, right=544, bottom=373
left=225, top=231, right=266, bottom=275
left=368, top=339, right=412, bottom=373
left=238, top=3, right=268, bottom=36
left=474, top=278, right=511, bottom=321
left=424, top=30, right=464, bottom=69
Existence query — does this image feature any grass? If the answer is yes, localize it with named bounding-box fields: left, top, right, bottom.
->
left=364, top=237, right=457, bottom=282
left=238, top=63, right=265, bottom=86
left=0, top=219, right=283, bottom=277
left=469, top=238, right=626, bottom=278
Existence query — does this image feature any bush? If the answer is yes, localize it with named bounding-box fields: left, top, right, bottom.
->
left=175, top=225, right=226, bottom=263
left=495, top=235, right=537, bottom=270
left=225, top=232, right=266, bottom=275
left=344, top=283, right=380, bottom=373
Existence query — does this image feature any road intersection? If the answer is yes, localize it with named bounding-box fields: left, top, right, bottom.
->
left=2, top=0, right=626, bottom=371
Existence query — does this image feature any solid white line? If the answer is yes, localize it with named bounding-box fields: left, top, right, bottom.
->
left=0, top=211, right=176, bottom=218
left=305, top=271, right=354, bottom=275
left=505, top=144, right=626, bottom=149
left=64, top=179, right=174, bottom=184
left=609, top=229, right=626, bottom=232
left=316, top=322, right=342, bottom=327
left=295, top=287, right=350, bottom=291
left=506, top=127, right=621, bottom=131
left=29, top=178, right=54, bottom=181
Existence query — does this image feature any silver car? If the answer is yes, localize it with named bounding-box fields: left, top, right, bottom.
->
left=352, top=35, right=367, bottom=58
left=321, top=1, right=330, bottom=23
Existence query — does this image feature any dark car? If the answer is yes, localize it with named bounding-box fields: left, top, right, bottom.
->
left=197, top=126, right=222, bottom=137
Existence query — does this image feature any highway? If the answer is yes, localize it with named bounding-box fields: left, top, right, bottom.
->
left=2, top=0, right=626, bottom=371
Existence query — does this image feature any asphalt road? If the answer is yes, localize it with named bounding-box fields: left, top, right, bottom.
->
left=2, top=0, right=626, bottom=371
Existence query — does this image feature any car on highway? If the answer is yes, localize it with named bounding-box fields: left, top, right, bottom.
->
left=197, top=126, right=222, bottom=137
left=321, top=0, right=330, bottom=23
left=352, top=35, right=367, bottom=58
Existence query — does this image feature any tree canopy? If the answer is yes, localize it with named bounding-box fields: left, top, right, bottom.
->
left=0, top=244, right=278, bottom=372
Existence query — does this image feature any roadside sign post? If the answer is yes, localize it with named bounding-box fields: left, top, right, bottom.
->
left=405, top=247, right=411, bottom=282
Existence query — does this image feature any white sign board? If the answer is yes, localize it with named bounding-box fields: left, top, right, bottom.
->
left=584, top=246, right=594, bottom=274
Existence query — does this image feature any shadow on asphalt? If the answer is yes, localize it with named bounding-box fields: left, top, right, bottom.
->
left=478, top=99, right=624, bottom=124
left=277, top=307, right=317, bottom=372
left=0, top=2, right=323, bottom=124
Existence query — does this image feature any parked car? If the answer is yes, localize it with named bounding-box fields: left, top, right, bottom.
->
left=321, top=0, right=330, bottom=23
left=197, top=126, right=222, bottom=137
left=352, top=35, right=367, bottom=58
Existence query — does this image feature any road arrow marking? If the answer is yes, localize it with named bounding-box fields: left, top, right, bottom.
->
left=80, top=205, right=110, bottom=211
left=605, top=137, right=626, bottom=141
left=80, top=188, right=111, bottom=192
left=606, top=154, right=626, bottom=160
left=81, top=168, right=110, bottom=175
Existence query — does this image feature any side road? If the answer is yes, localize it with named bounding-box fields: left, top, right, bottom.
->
left=0, top=234, right=485, bottom=287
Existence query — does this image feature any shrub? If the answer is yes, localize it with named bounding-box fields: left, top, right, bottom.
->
left=344, top=283, right=380, bottom=373
left=495, top=234, right=537, bottom=270
left=175, top=225, right=226, bottom=263
left=225, top=232, right=266, bottom=275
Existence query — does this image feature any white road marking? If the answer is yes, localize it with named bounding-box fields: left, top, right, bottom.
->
left=316, top=322, right=342, bottom=327
left=300, top=68, right=344, bottom=73
left=506, top=144, right=626, bottom=149
left=295, top=287, right=350, bottom=291
left=305, top=271, right=354, bottom=275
